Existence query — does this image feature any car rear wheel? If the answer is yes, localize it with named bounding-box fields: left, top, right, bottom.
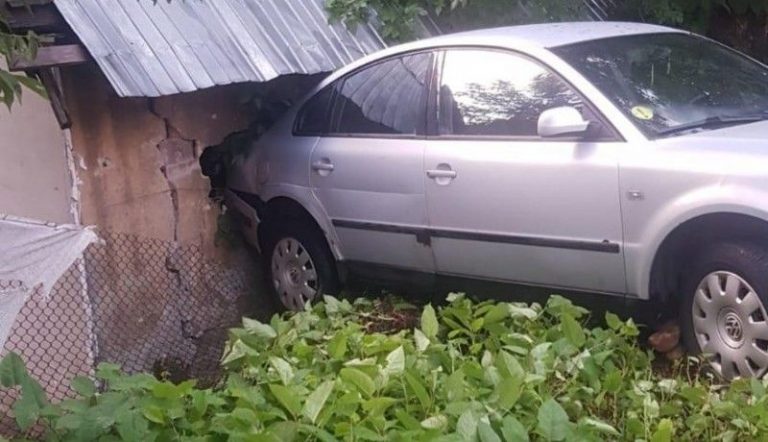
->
left=681, top=241, right=768, bottom=380
left=263, top=219, right=338, bottom=311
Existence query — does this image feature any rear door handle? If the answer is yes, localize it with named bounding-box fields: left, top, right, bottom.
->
left=426, top=169, right=457, bottom=179
left=312, top=160, right=335, bottom=173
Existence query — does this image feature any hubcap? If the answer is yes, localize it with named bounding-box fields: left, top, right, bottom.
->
left=692, top=271, right=768, bottom=379
left=271, top=237, right=319, bottom=310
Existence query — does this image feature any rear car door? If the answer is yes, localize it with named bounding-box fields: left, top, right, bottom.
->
left=309, top=51, right=435, bottom=272
left=424, top=48, right=627, bottom=294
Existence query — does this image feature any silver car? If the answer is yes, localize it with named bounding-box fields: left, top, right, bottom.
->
left=225, top=22, right=768, bottom=379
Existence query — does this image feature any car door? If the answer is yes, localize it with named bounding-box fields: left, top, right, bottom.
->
left=424, top=48, right=627, bottom=294
left=310, top=51, right=435, bottom=272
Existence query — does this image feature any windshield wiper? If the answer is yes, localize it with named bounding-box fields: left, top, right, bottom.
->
left=658, top=114, right=768, bottom=136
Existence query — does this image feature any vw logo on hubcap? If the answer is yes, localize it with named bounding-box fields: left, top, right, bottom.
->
left=717, top=309, right=745, bottom=348
left=723, top=312, right=743, bottom=342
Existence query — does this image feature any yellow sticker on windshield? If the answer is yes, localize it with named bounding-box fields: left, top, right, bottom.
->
left=631, top=105, right=654, bottom=120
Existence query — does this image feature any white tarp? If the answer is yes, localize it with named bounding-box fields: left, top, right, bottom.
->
left=0, top=216, right=98, bottom=348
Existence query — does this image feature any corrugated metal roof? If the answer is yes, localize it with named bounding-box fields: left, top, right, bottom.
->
left=53, top=0, right=387, bottom=97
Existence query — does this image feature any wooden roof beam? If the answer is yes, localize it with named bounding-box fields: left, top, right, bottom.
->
left=8, top=44, right=89, bottom=71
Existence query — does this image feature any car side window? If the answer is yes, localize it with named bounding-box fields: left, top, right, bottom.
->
left=295, top=85, right=334, bottom=135
left=438, top=49, right=583, bottom=137
left=331, top=52, right=431, bottom=136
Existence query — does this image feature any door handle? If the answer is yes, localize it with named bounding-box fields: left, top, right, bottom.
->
left=426, top=169, right=457, bottom=179
left=312, top=160, right=335, bottom=173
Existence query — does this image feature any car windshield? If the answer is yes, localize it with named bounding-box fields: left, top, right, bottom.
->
left=552, top=33, right=768, bottom=138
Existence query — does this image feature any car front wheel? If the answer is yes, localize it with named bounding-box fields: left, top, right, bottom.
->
left=681, top=241, right=768, bottom=380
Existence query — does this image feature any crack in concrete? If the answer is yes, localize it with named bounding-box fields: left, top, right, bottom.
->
left=147, top=98, right=197, bottom=243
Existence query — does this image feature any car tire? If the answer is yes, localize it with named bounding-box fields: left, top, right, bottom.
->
left=680, top=241, right=768, bottom=380
left=262, top=218, right=339, bottom=311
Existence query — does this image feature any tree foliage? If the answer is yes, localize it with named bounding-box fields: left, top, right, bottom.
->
left=326, top=0, right=768, bottom=43
left=0, top=1, right=46, bottom=110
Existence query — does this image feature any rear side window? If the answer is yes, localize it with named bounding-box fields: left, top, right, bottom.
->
left=295, top=85, right=334, bottom=135
left=331, top=52, right=432, bottom=136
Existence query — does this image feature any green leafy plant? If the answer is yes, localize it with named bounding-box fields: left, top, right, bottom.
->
left=5, top=294, right=768, bottom=440
left=0, top=0, right=47, bottom=109
left=324, top=0, right=768, bottom=42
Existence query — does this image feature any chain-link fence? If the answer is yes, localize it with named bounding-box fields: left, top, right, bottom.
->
left=0, top=231, right=269, bottom=436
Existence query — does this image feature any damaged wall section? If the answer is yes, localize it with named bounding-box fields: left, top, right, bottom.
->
left=62, top=63, right=250, bottom=253
left=27, top=63, right=323, bottom=392
left=61, top=63, right=322, bottom=254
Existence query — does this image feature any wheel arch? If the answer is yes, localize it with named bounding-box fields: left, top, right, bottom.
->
left=258, top=195, right=343, bottom=261
left=648, top=212, right=768, bottom=307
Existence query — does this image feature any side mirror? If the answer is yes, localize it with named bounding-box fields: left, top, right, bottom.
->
left=537, top=106, right=592, bottom=138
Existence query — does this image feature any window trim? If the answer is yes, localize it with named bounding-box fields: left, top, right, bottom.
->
left=292, top=83, right=337, bottom=137
left=293, top=49, right=435, bottom=139
left=428, top=46, right=624, bottom=143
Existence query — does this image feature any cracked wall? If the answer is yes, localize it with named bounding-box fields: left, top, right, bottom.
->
left=55, top=63, right=269, bottom=380
left=62, top=63, right=250, bottom=255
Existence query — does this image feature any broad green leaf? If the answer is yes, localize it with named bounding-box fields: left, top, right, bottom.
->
left=507, top=304, right=538, bottom=320
left=457, top=410, right=477, bottom=441
left=152, top=380, right=195, bottom=399
left=497, top=376, right=523, bottom=410
left=142, top=405, right=166, bottom=424
left=270, top=357, right=295, bottom=385
left=2, top=354, right=48, bottom=432
left=0, top=353, right=29, bottom=387
left=422, top=304, right=439, bottom=339
left=328, top=333, right=348, bottom=359
left=483, top=303, right=509, bottom=325
left=446, top=369, right=466, bottom=402
left=242, top=317, right=277, bottom=339
left=340, top=368, right=376, bottom=398
left=269, top=384, right=302, bottom=417
left=421, top=414, right=448, bottom=430
left=13, top=380, right=47, bottom=431
left=414, top=328, right=430, bottom=351
left=302, top=380, right=335, bottom=424
left=560, top=314, right=585, bottom=347
left=478, top=421, right=502, bottom=442
left=71, top=376, right=96, bottom=397
left=395, top=408, right=422, bottom=430
left=384, top=346, right=405, bottom=376
left=604, top=312, right=622, bottom=330
left=248, top=432, right=283, bottom=442
left=651, top=419, right=674, bottom=442
left=497, top=351, right=524, bottom=380
left=537, top=399, right=570, bottom=441
left=501, top=416, right=529, bottom=442
left=579, top=418, right=619, bottom=436
left=405, top=371, right=431, bottom=410
left=353, top=425, right=386, bottom=441
left=362, top=397, right=398, bottom=416
left=299, top=423, right=340, bottom=442
left=270, top=421, right=300, bottom=441
left=115, top=411, right=150, bottom=442
left=323, top=295, right=343, bottom=314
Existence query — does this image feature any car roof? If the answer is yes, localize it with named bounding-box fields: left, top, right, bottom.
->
left=412, top=21, right=685, bottom=49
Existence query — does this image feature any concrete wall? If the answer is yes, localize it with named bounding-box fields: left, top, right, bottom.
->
left=0, top=70, right=72, bottom=224
left=62, top=63, right=251, bottom=254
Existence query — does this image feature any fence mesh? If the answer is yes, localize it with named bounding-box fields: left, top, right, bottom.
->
left=0, top=231, right=265, bottom=436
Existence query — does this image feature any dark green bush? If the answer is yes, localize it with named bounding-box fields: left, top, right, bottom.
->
left=3, top=294, right=768, bottom=441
